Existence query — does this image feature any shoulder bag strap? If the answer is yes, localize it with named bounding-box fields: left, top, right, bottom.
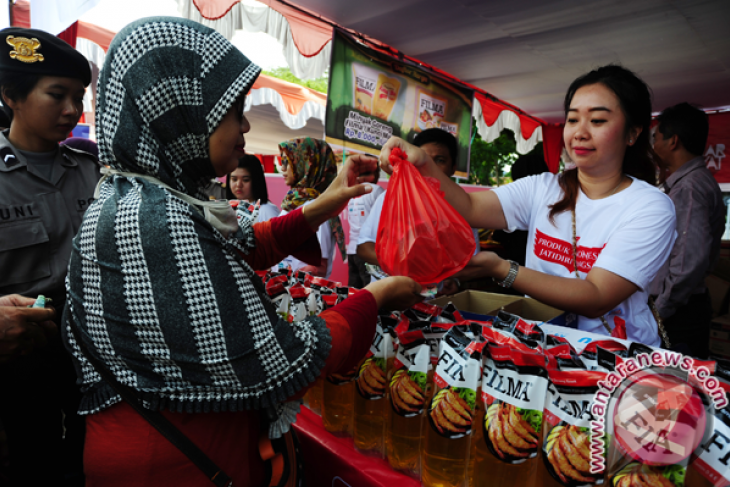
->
left=67, top=322, right=234, bottom=487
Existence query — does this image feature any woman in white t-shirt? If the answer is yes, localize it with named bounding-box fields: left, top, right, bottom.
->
left=273, top=138, right=346, bottom=279
left=380, top=65, right=676, bottom=346
left=226, top=154, right=280, bottom=222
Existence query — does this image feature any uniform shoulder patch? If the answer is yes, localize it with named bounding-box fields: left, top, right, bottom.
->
left=0, top=147, right=18, bottom=167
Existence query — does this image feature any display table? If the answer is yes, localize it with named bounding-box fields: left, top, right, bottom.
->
left=293, top=407, right=421, bottom=487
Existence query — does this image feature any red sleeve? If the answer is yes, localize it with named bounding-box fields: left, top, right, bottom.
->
left=238, top=208, right=322, bottom=270
left=286, top=290, right=378, bottom=401
left=319, top=290, right=379, bottom=375
left=269, top=208, right=322, bottom=265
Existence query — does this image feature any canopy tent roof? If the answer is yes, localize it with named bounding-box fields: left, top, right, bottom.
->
left=179, top=0, right=561, bottom=169
left=11, top=0, right=326, bottom=155
left=186, top=0, right=730, bottom=124
left=244, top=102, right=323, bottom=155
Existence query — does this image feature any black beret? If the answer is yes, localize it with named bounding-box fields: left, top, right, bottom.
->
left=0, top=27, right=91, bottom=86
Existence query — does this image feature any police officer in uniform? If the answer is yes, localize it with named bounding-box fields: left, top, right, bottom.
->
left=0, top=27, right=99, bottom=486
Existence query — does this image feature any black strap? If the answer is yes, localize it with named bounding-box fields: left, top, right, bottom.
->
left=67, top=322, right=233, bottom=487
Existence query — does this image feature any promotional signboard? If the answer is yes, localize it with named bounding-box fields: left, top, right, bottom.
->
left=705, top=112, right=730, bottom=184
left=325, top=30, right=474, bottom=177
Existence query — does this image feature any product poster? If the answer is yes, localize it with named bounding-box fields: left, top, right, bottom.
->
left=325, top=29, right=474, bottom=177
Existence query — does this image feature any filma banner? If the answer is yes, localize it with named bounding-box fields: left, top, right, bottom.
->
left=325, top=29, right=474, bottom=178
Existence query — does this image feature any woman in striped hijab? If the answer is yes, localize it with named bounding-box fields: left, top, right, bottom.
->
left=63, top=17, right=421, bottom=486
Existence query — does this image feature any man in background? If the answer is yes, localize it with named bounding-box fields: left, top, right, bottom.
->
left=650, top=103, right=725, bottom=358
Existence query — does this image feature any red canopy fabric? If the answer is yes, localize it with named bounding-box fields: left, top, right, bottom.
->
left=191, top=0, right=332, bottom=58
left=77, top=21, right=115, bottom=52
left=706, top=112, right=730, bottom=184
left=191, top=0, right=240, bottom=20
left=12, top=1, right=115, bottom=51
left=12, top=2, right=79, bottom=48
left=259, top=154, right=276, bottom=173
left=474, top=92, right=562, bottom=172
left=475, top=93, right=540, bottom=142
left=257, top=0, right=332, bottom=58
left=541, top=123, right=564, bottom=174
left=11, top=0, right=30, bottom=28
left=252, top=73, right=327, bottom=115
left=57, top=21, right=79, bottom=48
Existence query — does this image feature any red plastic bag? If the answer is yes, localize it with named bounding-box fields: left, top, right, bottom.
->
left=375, top=147, right=475, bottom=284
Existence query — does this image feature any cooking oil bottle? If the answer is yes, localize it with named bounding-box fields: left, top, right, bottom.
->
left=353, top=320, right=395, bottom=457
left=322, top=368, right=356, bottom=437
left=472, top=344, right=548, bottom=487
left=422, top=328, right=481, bottom=487
left=387, top=327, right=431, bottom=477
left=304, top=377, right=323, bottom=415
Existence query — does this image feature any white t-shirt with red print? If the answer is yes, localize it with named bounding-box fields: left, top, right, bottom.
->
left=493, top=173, right=676, bottom=346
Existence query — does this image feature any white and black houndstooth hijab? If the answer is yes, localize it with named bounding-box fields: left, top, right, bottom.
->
left=63, top=18, right=331, bottom=428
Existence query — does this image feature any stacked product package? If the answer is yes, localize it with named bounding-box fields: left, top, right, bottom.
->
left=261, top=270, right=730, bottom=487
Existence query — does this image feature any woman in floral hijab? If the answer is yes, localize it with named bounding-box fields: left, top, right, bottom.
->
left=277, top=138, right=346, bottom=278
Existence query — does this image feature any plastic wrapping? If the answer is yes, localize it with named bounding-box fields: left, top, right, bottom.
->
left=376, top=147, right=475, bottom=284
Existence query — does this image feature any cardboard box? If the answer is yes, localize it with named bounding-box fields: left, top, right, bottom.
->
left=710, top=314, right=730, bottom=360
left=429, top=290, right=572, bottom=326
left=429, top=290, right=521, bottom=316
left=501, top=299, right=565, bottom=324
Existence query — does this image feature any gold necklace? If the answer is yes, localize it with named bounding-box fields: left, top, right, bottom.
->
left=606, top=174, right=624, bottom=198
left=606, top=176, right=624, bottom=197
left=580, top=175, right=624, bottom=199
left=570, top=210, right=612, bottom=334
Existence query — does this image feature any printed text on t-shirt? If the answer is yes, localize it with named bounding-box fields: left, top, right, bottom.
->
left=534, top=229, right=605, bottom=273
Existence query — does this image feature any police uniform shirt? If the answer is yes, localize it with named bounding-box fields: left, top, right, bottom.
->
left=0, top=130, right=100, bottom=304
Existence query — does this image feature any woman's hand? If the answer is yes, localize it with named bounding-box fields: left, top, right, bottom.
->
left=302, top=154, right=379, bottom=230
left=463, top=251, right=511, bottom=280
left=379, top=137, right=436, bottom=176
left=436, top=252, right=510, bottom=297
left=438, top=278, right=460, bottom=296
left=299, top=260, right=327, bottom=278
left=365, top=276, right=423, bottom=311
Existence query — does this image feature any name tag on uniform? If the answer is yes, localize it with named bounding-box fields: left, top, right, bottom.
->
left=76, top=196, right=95, bottom=212
left=350, top=201, right=366, bottom=218
left=0, top=202, right=38, bottom=222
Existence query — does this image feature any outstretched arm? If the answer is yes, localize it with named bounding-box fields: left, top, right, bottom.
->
left=379, top=137, right=508, bottom=230
left=238, top=209, right=322, bottom=270
left=356, top=242, right=379, bottom=266
left=318, top=276, right=423, bottom=377
left=302, top=154, right=380, bottom=230
left=446, top=251, right=638, bottom=318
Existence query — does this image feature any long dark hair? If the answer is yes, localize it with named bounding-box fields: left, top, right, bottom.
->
left=549, top=65, right=661, bottom=222
left=225, top=154, right=270, bottom=204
